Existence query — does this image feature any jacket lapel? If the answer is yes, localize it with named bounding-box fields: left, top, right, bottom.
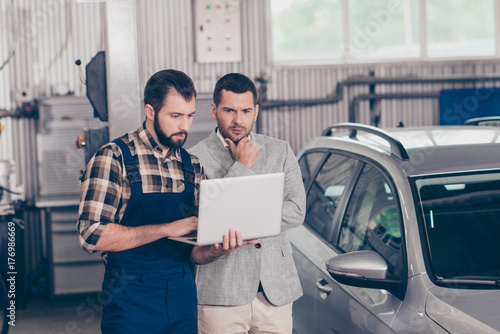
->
left=249, top=133, right=266, bottom=172
left=205, top=130, right=235, bottom=172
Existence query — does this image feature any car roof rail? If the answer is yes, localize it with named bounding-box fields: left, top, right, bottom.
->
left=463, top=116, right=500, bottom=126
left=322, top=122, right=409, bottom=161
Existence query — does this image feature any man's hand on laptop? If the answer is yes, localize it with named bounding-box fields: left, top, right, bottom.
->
left=215, top=228, right=259, bottom=252
left=191, top=228, right=258, bottom=265
left=165, top=216, right=198, bottom=237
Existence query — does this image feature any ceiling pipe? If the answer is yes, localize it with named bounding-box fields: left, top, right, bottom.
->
left=256, top=73, right=500, bottom=110
left=255, top=73, right=500, bottom=129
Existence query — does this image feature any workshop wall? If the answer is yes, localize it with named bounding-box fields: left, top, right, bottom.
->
left=1, top=0, right=500, bottom=275
left=3, top=1, right=500, bottom=156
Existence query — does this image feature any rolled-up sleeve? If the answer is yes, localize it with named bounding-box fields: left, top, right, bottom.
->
left=77, top=144, right=123, bottom=254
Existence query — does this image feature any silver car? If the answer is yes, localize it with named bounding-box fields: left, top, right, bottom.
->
left=290, top=122, right=500, bottom=334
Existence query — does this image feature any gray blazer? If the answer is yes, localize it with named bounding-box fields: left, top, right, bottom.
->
left=189, top=130, right=306, bottom=306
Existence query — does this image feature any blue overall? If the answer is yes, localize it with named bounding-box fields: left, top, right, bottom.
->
left=100, top=139, right=198, bottom=334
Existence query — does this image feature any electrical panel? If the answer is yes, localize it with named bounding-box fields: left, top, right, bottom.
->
left=193, top=0, right=242, bottom=63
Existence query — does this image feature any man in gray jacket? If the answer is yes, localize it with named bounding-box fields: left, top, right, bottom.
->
left=189, top=73, right=306, bottom=334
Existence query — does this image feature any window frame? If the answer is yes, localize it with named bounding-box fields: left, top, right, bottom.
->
left=300, top=148, right=407, bottom=251
left=410, top=169, right=500, bottom=288
left=337, top=162, right=404, bottom=277
left=269, top=0, right=500, bottom=66
left=298, top=149, right=330, bottom=192
left=300, top=147, right=409, bottom=295
left=301, top=150, right=363, bottom=242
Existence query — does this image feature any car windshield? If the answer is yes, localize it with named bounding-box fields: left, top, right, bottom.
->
left=412, top=170, right=500, bottom=283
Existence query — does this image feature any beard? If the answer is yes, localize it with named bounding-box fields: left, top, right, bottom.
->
left=218, top=125, right=252, bottom=144
left=154, top=114, right=188, bottom=149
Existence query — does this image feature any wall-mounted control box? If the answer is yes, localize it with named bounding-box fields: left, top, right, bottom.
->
left=193, top=0, right=242, bottom=63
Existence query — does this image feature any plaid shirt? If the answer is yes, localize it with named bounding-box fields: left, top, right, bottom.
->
left=77, top=123, right=203, bottom=255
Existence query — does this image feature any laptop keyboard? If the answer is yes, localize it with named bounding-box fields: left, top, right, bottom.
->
left=181, top=231, right=197, bottom=238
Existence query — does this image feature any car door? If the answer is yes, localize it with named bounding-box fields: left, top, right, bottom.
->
left=292, top=151, right=403, bottom=333
left=292, top=151, right=365, bottom=333
left=292, top=150, right=331, bottom=333
left=321, top=161, right=404, bottom=333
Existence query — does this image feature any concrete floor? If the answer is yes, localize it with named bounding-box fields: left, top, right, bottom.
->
left=9, top=296, right=101, bottom=334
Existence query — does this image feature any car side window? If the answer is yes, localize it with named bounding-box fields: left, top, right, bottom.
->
left=338, top=163, right=403, bottom=278
left=304, top=153, right=357, bottom=238
left=298, top=151, right=326, bottom=185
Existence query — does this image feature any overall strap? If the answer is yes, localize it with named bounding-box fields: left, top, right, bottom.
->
left=179, top=148, right=195, bottom=193
left=113, top=138, right=143, bottom=195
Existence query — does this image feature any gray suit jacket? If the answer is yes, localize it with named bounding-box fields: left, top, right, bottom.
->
left=189, top=130, right=306, bottom=306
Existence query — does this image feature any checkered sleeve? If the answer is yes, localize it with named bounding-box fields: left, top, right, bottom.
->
left=190, top=154, right=204, bottom=207
left=77, top=143, right=123, bottom=254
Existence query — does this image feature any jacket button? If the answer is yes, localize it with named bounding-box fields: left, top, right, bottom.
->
left=255, top=243, right=261, bottom=249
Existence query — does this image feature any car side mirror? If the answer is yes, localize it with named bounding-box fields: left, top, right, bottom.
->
left=326, top=250, right=403, bottom=294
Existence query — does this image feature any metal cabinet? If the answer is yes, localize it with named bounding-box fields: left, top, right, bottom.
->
left=41, top=203, right=104, bottom=299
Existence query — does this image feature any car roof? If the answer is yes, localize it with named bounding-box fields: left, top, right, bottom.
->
left=302, top=125, right=500, bottom=177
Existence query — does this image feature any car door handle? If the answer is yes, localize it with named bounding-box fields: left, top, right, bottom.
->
left=316, top=278, right=332, bottom=294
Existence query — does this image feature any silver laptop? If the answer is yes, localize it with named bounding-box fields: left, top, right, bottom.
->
left=169, top=172, right=285, bottom=246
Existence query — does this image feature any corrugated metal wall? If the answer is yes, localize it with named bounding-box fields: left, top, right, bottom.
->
left=0, top=0, right=103, bottom=273
left=136, top=0, right=269, bottom=91
left=1, top=0, right=500, bottom=274
left=261, top=61, right=500, bottom=151
left=0, top=0, right=103, bottom=164
left=4, top=1, right=500, bottom=154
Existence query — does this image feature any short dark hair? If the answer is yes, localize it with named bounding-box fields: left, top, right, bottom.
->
left=213, top=73, right=258, bottom=106
left=144, top=69, right=196, bottom=113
